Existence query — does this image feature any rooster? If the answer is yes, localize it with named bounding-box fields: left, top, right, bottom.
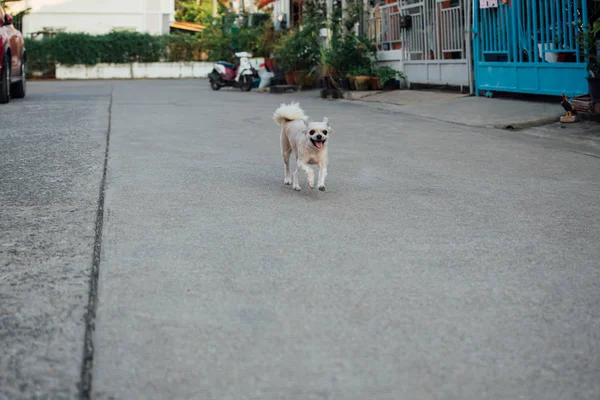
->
left=561, top=94, right=576, bottom=118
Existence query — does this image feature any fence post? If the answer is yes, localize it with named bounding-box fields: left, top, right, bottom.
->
left=465, top=0, right=473, bottom=94
left=472, top=0, right=479, bottom=96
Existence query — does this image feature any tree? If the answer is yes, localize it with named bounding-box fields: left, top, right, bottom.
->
left=175, top=0, right=215, bottom=24
left=0, top=0, right=31, bottom=21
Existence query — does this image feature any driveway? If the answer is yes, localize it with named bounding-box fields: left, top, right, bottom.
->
left=1, top=81, right=599, bottom=400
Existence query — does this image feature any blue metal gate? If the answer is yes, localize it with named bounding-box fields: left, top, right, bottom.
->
left=473, top=0, right=589, bottom=97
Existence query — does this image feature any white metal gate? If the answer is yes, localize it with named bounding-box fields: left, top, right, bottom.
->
left=374, top=0, right=473, bottom=91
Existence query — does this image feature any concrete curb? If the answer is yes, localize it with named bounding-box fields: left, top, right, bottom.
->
left=488, top=115, right=561, bottom=130
left=342, top=91, right=383, bottom=101
left=342, top=93, right=562, bottom=131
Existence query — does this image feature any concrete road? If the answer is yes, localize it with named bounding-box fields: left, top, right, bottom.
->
left=0, top=82, right=111, bottom=398
left=2, top=81, right=600, bottom=400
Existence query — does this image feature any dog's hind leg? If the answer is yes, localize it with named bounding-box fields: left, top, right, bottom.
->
left=281, top=130, right=292, bottom=185
left=292, top=155, right=302, bottom=191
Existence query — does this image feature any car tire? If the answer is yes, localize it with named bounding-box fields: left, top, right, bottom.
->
left=11, top=57, right=26, bottom=99
left=0, top=56, right=11, bottom=104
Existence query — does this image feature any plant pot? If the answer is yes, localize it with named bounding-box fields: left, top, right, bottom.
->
left=320, top=75, right=333, bottom=90
left=285, top=71, right=296, bottom=85
left=587, top=77, right=600, bottom=104
left=304, top=73, right=317, bottom=88
left=294, top=70, right=307, bottom=87
left=354, top=76, right=371, bottom=91
left=339, top=77, right=351, bottom=91
left=382, top=78, right=400, bottom=91
left=370, top=76, right=382, bottom=90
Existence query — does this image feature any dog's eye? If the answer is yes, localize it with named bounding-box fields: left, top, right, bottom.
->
left=322, top=130, right=328, bottom=135
left=309, top=130, right=315, bottom=135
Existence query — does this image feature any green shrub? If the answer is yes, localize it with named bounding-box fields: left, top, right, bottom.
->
left=47, top=31, right=166, bottom=65
left=23, top=22, right=276, bottom=72
left=24, top=37, right=56, bottom=73
left=273, top=0, right=326, bottom=72
left=326, top=34, right=377, bottom=78
left=162, top=33, right=206, bottom=62
left=24, top=31, right=217, bottom=73
left=373, top=65, right=404, bottom=83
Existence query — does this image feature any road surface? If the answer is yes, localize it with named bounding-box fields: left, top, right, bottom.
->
left=1, top=81, right=599, bottom=400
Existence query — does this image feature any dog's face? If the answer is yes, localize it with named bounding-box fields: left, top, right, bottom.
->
left=302, top=117, right=331, bottom=150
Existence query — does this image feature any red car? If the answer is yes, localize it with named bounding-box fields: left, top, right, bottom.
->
left=0, top=4, right=26, bottom=104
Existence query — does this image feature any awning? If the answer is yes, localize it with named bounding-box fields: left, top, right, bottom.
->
left=170, top=21, right=205, bottom=33
left=257, top=0, right=277, bottom=8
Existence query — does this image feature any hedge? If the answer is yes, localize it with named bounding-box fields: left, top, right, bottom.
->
left=25, top=31, right=211, bottom=74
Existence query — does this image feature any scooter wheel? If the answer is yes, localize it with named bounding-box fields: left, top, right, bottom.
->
left=240, top=75, right=252, bottom=92
left=210, top=80, right=221, bottom=91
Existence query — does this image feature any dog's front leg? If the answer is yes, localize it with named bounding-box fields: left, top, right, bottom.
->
left=297, top=161, right=314, bottom=189
left=292, top=164, right=301, bottom=191
left=317, top=163, right=327, bottom=191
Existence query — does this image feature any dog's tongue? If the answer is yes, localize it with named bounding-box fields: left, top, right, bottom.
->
left=315, top=141, right=323, bottom=149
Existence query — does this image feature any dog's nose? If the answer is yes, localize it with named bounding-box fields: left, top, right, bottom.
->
left=316, top=134, right=323, bottom=140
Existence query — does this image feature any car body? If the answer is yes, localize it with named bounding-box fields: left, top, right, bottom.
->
left=0, top=4, right=26, bottom=104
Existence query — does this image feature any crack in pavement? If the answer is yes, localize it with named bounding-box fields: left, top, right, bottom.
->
left=79, top=87, right=113, bottom=400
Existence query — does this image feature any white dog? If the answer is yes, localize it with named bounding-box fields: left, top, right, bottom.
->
left=273, top=102, right=331, bottom=191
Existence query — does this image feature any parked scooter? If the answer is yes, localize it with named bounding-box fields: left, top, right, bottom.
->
left=208, top=52, right=257, bottom=92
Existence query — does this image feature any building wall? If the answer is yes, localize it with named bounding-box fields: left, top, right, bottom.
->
left=8, top=0, right=175, bottom=36
left=272, top=0, right=289, bottom=30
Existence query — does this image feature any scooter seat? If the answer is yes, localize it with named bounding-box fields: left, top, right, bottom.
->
left=217, top=61, right=237, bottom=70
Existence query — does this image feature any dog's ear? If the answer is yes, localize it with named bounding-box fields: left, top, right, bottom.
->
left=301, top=117, right=311, bottom=134
left=323, top=117, right=332, bottom=134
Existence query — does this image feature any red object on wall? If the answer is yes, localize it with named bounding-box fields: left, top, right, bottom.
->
left=258, top=0, right=276, bottom=8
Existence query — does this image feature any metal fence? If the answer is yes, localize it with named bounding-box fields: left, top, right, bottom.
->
left=478, top=0, right=585, bottom=63
left=473, top=0, right=588, bottom=96
left=369, top=0, right=468, bottom=60
left=439, top=3, right=464, bottom=55
left=368, top=0, right=471, bottom=89
left=367, top=8, right=381, bottom=45
left=380, top=3, right=403, bottom=49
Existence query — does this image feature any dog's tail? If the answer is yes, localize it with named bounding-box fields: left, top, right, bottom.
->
left=273, top=102, right=306, bottom=126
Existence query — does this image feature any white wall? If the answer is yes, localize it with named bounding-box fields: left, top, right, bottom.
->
left=9, top=0, right=175, bottom=36
left=56, top=62, right=214, bottom=79
left=375, top=50, right=404, bottom=72
left=55, top=58, right=265, bottom=79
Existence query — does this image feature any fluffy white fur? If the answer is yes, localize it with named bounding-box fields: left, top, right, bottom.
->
left=273, top=102, right=331, bottom=191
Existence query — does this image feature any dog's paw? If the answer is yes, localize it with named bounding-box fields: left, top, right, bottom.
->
left=318, top=186, right=326, bottom=192
left=308, top=181, right=314, bottom=189
left=293, top=185, right=301, bottom=191
left=284, top=178, right=292, bottom=185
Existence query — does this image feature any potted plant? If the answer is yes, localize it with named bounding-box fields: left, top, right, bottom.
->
left=295, top=70, right=308, bottom=86
left=577, top=21, right=600, bottom=104
left=325, top=7, right=376, bottom=92
left=339, top=74, right=352, bottom=91
left=273, top=31, right=300, bottom=85
left=370, top=75, right=381, bottom=90
left=374, top=66, right=404, bottom=91
left=587, top=23, right=600, bottom=104
left=351, top=66, right=372, bottom=91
